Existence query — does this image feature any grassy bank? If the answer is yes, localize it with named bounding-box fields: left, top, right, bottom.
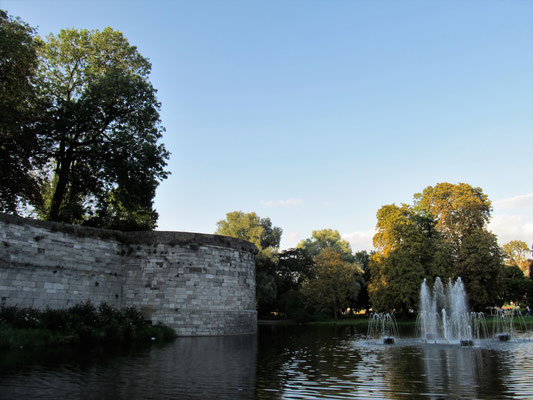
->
left=0, top=302, right=176, bottom=350
left=279, top=315, right=533, bottom=330
left=307, top=315, right=415, bottom=328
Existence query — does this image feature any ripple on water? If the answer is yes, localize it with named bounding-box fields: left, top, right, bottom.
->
left=257, top=326, right=533, bottom=399
left=1, top=327, right=533, bottom=399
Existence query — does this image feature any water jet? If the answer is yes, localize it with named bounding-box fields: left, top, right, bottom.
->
left=416, top=277, right=487, bottom=345
left=367, top=313, right=399, bottom=344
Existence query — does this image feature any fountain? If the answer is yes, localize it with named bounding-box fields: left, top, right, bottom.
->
left=367, top=312, right=399, bottom=344
left=416, top=277, right=487, bottom=346
left=492, top=308, right=528, bottom=341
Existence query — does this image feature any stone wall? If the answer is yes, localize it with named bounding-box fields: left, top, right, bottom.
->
left=0, top=214, right=257, bottom=335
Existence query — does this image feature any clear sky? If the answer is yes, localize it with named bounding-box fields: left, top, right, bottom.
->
left=3, top=0, right=533, bottom=251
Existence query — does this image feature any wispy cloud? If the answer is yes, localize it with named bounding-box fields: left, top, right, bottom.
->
left=260, top=198, right=304, bottom=207
left=489, top=214, right=533, bottom=246
left=341, top=229, right=376, bottom=252
left=281, top=232, right=304, bottom=249
left=493, top=193, right=533, bottom=210
left=489, top=193, right=533, bottom=245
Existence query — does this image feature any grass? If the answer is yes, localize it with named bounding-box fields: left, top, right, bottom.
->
left=0, top=326, right=68, bottom=349
left=0, top=302, right=176, bottom=350
left=284, top=314, right=533, bottom=330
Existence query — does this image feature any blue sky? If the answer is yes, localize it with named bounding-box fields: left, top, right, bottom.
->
left=4, top=0, right=533, bottom=251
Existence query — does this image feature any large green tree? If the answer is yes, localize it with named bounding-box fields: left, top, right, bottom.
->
left=369, top=203, right=451, bottom=314
left=416, top=183, right=503, bottom=310
left=454, top=229, right=503, bottom=310
left=33, top=27, right=169, bottom=230
left=297, top=228, right=354, bottom=261
left=499, top=265, right=529, bottom=306
left=370, top=183, right=504, bottom=313
left=0, top=11, right=44, bottom=213
left=215, top=211, right=282, bottom=251
left=502, top=240, right=531, bottom=275
left=301, top=248, right=363, bottom=319
left=354, top=250, right=372, bottom=313
left=414, top=182, right=491, bottom=252
left=276, top=248, right=315, bottom=295
left=275, top=248, right=315, bottom=319
left=215, top=211, right=283, bottom=314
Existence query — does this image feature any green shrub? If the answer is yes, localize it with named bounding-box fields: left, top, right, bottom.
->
left=0, top=303, right=176, bottom=349
left=0, top=325, right=65, bottom=349
left=0, top=306, right=18, bottom=325
left=41, top=308, right=68, bottom=330
left=67, top=301, right=99, bottom=328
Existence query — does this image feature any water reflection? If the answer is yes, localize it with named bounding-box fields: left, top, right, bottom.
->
left=373, top=344, right=510, bottom=399
left=0, top=335, right=256, bottom=400
left=257, top=325, right=365, bottom=399
left=418, top=344, right=508, bottom=399
left=0, top=326, right=532, bottom=399
left=257, top=325, right=533, bottom=399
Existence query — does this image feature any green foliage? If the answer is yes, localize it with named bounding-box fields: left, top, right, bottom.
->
left=35, top=27, right=169, bottom=229
left=354, top=251, right=371, bottom=312
left=0, top=326, right=64, bottom=349
left=215, top=211, right=283, bottom=314
left=0, top=302, right=176, bottom=349
left=369, top=202, right=453, bottom=313
left=369, top=183, right=504, bottom=313
left=502, top=240, right=531, bottom=275
left=256, top=251, right=278, bottom=315
left=297, top=229, right=353, bottom=261
left=215, top=211, right=282, bottom=251
left=1, top=12, right=170, bottom=230
left=276, top=248, right=315, bottom=294
left=0, top=306, right=42, bottom=328
left=301, top=248, right=363, bottom=319
left=373, top=204, right=414, bottom=255
left=274, top=248, right=315, bottom=318
left=414, top=182, right=491, bottom=251
left=279, top=230, right=371, bottom=319
left=277, top=290, right=311, bottom=322
left=499, top=265, right=530, bottom=306
left=455, top=229, right=504, bottom=310
left=527, top=279, right=533, bottom=308
left=0, top=10, right=44, bottom=213
left=370, top=248, right=426, bottom=314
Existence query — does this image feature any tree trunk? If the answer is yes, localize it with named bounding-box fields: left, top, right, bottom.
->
left=48, top=152, right=72, bottom=222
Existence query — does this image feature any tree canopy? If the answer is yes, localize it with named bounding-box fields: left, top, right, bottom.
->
left=454, top=229, right=503, bottom=309
left=276, top=248, right=315, bottom=295
left=36, top=27, right=169, bottom=229
left=369, top=183, right=503, bottom=312
left=215, top=211, right=283, bottom=313
left=502, top=240, right=531, bottom=275
left=215, top=211, right=282, bottom=251
left=414, top=182, right=491, bottom=251
left=499, top=264, right=530, bottom=306
left=297, top=228, right=353, bottom=261
left=301, top=248, right=362, bottom=319
left=0, top=11, right=43, bottom=213
left=1, top=12, right=170, bottom=230
left=369, top=203, right=452, bottom=314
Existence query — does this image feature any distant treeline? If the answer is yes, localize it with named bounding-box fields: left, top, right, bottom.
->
left=216, top=183, right=533, bottom=320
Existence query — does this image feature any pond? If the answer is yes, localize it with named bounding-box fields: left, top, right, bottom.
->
left=1, top=324, right=532, bottom=399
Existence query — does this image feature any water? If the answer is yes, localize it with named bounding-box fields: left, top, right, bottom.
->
left=1, top=325, right=533, bottom=399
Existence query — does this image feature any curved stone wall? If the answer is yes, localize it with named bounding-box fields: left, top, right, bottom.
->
left=0, top=214, right=257, bottom=335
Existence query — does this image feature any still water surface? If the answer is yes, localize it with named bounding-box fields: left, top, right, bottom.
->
left=1, top=325, right=532, bottom=399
